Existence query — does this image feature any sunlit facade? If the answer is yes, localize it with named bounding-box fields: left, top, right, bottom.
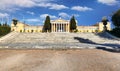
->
left=11, top=18, right=111, bottom=33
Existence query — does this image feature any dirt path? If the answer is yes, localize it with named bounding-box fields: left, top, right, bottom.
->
left=0, top=49, right=120, bottom=71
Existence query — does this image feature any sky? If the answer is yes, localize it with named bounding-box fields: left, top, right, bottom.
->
left=0, top=0, right=120, bottom=26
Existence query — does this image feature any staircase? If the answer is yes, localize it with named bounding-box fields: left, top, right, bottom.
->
left=0, top=32, right=119, bottom=49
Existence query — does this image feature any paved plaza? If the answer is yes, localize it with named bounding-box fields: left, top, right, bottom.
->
left=0, top=49, right=120, bottom=71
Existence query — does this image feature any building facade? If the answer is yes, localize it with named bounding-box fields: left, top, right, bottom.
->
left=51, top=18, right=70, bottom=32
left=11, top=18, right=111, bottom=33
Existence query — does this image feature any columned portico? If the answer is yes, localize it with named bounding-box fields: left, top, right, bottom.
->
left=51, top=18, right=70, bottom=32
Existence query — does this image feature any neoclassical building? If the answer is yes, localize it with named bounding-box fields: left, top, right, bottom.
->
left=11, top=18, right=111, bottom=33
left=51, top=18, right=70, bottom=32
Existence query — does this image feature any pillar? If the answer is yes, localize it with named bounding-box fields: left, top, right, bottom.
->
left=59, top=24, right=60, bottom=32
left=61, top=24, right=62, bottom=32
left=51, top=24, right=52, bottom=32
left=52, top=24, right=53, bottom=32
left=56, top=24, right=57, bottom=32
left=68, top=23, right=69, bottom=32
left=67, top=24, right=69, bottom=32
left=53, top=23, right=55, bottom=32
left=66, top=24, right=67, bottom=32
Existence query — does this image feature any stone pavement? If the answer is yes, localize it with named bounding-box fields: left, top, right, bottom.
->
left=0, top=32, right=120, bottom=49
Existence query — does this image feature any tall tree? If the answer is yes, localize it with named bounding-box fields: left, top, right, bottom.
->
left=0, top=22, right=1, bottom=26
left=70, top=16, right=77, bottom=32
left=102, top=16, right=109, bottom=31
left=112, top=9, right=120, bottom=28
left=43, top=16, right=51, bottom=32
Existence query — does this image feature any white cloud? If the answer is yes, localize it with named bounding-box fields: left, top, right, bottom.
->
left=0, top=13, right=9, bottom=18
left=71, top=6, right=93, bottom=12
left=40, top=14, right=57, bottom=19
left=0, top=0, right=36, bottom=11
left=59, top=12, right=70, bottom=18
left=49, top=4, right=69, bottom=10
left=97, top=0, right=119, bottom=5
left=26, top=18, right=40, bottom=22
left=38, top=3, right=68, bottom=10
left=27, top=11, right=35, bottom=15
left=0, top=0, right=68, bottom=12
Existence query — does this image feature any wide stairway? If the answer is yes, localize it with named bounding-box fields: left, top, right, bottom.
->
left=0, top=32, right=119, bottom=49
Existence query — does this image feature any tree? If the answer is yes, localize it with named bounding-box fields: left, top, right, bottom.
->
left=0, top=23, right=1, bottom=26
left=112, top=9, right=120, bottom=28
left=102, top=16, right=109, bottom=31
left=0, top=24, right=11, bottom=36
left=43, top=16, right=51, bottom=32
left=70, top=16, right=77, bottom=32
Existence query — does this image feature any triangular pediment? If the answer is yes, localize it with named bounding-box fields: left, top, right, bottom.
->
left=51, top=18, right=69, bottom=22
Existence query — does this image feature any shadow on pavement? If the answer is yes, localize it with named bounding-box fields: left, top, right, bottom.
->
left=74, top=37, right=120, bottom=53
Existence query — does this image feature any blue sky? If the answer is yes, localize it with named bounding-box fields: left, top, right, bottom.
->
left=0, top=0, right=120, bottom=26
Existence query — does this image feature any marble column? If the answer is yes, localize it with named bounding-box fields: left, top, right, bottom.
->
left=52, top=24, right=53, bottom=32
left=59, top=24, right=61, bottom=32
left=56, top=24, right=57, bottom=32
left=68, top=24, right=69, bottom=32
left=58, top=24, right=59, bottom=32
left=51, top=24, right=53, bottom=32
left=61, top=24, right=62, bottom=32
left=55, top=24, right=56, bottom=32
left=66, top=24, right=68, bottom=32
left=66, top=24, right=67, bottom=32
left=54, top=24, right=55, bottom=32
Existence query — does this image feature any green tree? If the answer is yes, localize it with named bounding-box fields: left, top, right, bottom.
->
left=102, top=16, right=109, bottom=31
left=0, top=22, right=1, bottom=26
left=0, top=24, right=11, bottom=36
left=112, top=9, right=120, bottom=28
left=43, top=16, right=51, bottom=32
left=70, top=16, right=77, bottom=32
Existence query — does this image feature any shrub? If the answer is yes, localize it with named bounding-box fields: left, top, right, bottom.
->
left=108, top=28, right=120, bottom=38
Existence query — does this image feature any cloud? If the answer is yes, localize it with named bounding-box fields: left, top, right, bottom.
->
left=27, top=11, right=35, bottom=15
left=40, top=14, right=57, bottom=19
left=59, top=12, right=70, bottom=18
left=71, top=6, right=93, bottom=12
left=97, top=0, right=119, bottom=5
left=0, top=0, right=36, bottom=11
left=0, top=13, right=9, bottom=18
left=26, top=18, right=40, bottom=22
left=0, top=0, right=68, bottom=12
left=38, top=3, right=69, bottom=10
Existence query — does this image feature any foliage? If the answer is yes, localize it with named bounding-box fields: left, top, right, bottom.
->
left=70, top=16, right=77, bottom=32
left=0, top=23, right=1, bottom=26
left=108, top=28, right=120, bottom=38
left=0, top=24, right=11, bottom=36
left=111, top=9, right=120, bottom=28
left=43, top=16, right=51, bottom=32
left=74, top=29, right=78, bottom=33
